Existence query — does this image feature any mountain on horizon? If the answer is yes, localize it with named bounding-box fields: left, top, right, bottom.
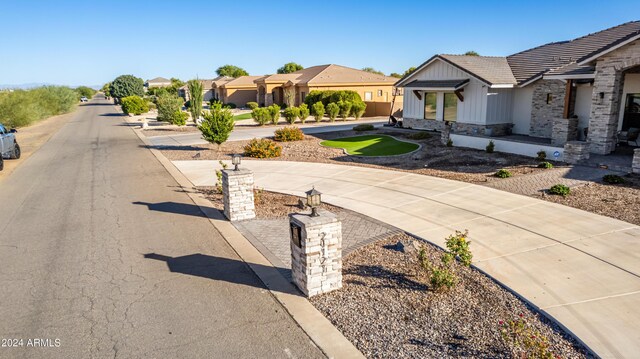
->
left=0, top=83, right=101, bottom=90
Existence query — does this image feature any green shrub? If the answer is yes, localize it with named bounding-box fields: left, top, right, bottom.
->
left=111, top=75, right=144, bottom=99
left=187, top=79, right=203, bottom=120
left=407, top=131, right=431, bottom=140
left=538, top=161, right=554, bottom=169
left=224, top=103, right=237, bottom=109
left=304, top=90, right=362, bottom=107
left=350, top=101, right=367, bottom=120
left=500, top=315, right=557, bottom=358
left=246, top=101, right=259, bottom=110
left=446, top=230, right=473, bottom=267
left=251, top=107, right=270, bottom=126
left=198, top=103, right=235, bottom=148
left=536, top=150, right=547, bottom=161
left=121, top=96, right=148, bottom=115
left=446, top=138, right=453, bottom=147
left=603, top=174, right=626, bottom=184
left=268, top=104, right=281, bottom=125
left=311, top=101, right=324, bottom=122
left=156, top=93, right=185, bottom=124
left=495, top=169, right=513, bottom=178
left=274, top=126, right=304, bottom=141
left=337, top=100, right=352, bottom=121
left=170, top=110, right=188, bottom=126
left=215, top=161, right=228, bottom=193
left=244, top=138, right=282, bottom=158
left=353, top=124, right=375, bottom=132
left=486, top=140, right=495, bottom=153
left=283, top=106, right=300, bottom=124
left=146, top=101, right=157, bottom=111
left=418, top=249, right=457, bottom=291
left=75, top=86, right=96, bottom=99
left=549, top=184, right=570, bottom=196
left=298, top=103, right=310, bottom=124
left=326, top=103, right=339, bottom=122
left=0, top=86, right=78, bottom=128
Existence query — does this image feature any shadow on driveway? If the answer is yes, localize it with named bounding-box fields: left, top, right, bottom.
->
left=133, top=201, right=208, bottom=218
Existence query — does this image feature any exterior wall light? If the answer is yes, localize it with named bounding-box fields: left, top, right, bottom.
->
left=232, top=154, right=242, bottom=171
left=306, top=187, right=322, bottom=217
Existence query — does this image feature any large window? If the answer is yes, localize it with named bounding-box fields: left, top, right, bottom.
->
left=443, top=93, right=458, bottom=122
left=424, top=92, right=437, bottom=120
left=364, top=92, right=373, bottom=101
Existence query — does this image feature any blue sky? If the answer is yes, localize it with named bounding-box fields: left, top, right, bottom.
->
left=0, top=0, right=636, bottom=87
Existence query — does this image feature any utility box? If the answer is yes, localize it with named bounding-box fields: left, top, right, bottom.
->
left=289, top=210, right=342, bottom=297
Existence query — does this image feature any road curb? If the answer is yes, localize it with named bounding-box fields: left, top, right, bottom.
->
left=125, top=113, right=364, bottom=359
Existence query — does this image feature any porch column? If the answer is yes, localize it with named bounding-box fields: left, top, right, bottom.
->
left=588, top=64, right=625, bottom=154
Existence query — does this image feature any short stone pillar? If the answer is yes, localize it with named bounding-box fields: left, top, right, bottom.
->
left=551, top=118, right=579, bottom=146
left=563, top=141, right=590, bottom=164
left=633, top=148, right=640, bottom=174
left=289, top=210, right=342, bottom=297
left=221, top=168, right=255, bottom=221
left=440, top=123, right=451, bottom=145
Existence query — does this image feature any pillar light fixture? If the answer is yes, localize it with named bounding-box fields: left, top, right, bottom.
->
left=232, top=154, right=242, bottom=171
left=306, top=187, right=322, bottom=217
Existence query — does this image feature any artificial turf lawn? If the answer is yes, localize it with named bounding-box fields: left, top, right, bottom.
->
left=320, top=135, right=419, bottom=156
left=233, top=113, right=253, bottom=121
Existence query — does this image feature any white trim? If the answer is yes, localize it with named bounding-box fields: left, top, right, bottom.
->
left=543, top=73, right=596, bottom=80
left=395, top=57, right=440, bottom=87
left=406, top=81, right=470, bottom=92
left=489, top=84, right=515, bottom=88
left=578, top=34, right=640, bottom=65
left=396, top=56, right=491, bottom=88
left=518, top=75, right=542, bottom=88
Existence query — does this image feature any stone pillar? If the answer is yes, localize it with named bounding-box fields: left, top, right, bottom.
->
left=633, top=148, right=640, bottom=174
left=588, top=62, right=625, bottom=155
left=264, top=93, right=273, bottom=107
left=440, top=122, right=451, bottom=145
left=551, top=117, right=579, bottom=146
left=222, top=169, right=255, bottom=221
left=563, top=141, right=590, bottom=164
left=289, top=210, right=342, bottom=297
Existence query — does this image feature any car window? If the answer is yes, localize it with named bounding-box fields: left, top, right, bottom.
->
left=0, top=124, right=5, bottom=134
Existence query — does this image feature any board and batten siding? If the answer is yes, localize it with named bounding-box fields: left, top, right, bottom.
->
left=402, top=59, right=488, bottom=124
left=486, top=88, right=513, bottom=125
left=511, top=86, right=534, bottom=135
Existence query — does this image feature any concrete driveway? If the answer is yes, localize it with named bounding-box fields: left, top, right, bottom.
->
left=173, top=159, right=640, bottom=359
left=147, top=118, right=387, bottom=147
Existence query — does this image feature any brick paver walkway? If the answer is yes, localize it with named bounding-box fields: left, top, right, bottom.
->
left=483, top=165, right=620, bottom=195
left=234, top=209, right=400, bottom=280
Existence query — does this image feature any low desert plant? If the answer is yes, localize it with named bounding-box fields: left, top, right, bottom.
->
left=246, top=101, right=259, bottom=110
left=215, top=160, right=228, bottom=193
left=198, top=103, right=235, bottom=150
left=500, top=314, right=556, bottom=358
left=244, top=138, right=282, bottom=158
left=224, top=102, right=237, bottom=109
left=407, top=131, right=431, bottom=140
left=170, top=110, right=188, bottom=126
left=298, top=103, right=310, bottom=124
left=311, top=101, right=324, bottom=122
left=337, top=100, right=352, bottom=121
left=549, top=184, right=570, bottom=196
left=274, top=126, right=304, bottom=142
left=353, top=124, right=375, bottom=132
left=120, top=95, right=148, bottom=115
left=156, top=93, right=185, bottom=124
left=251, top=107, right=270, bottom=126
left=418, top=249, right=457, bottom=291
left=603, top=174, right=626, bottom=184
left=495, top=169, right=513, bottom=178
left=268, top=104, right=281, bottom=125
left=536, top=150, right=547, bottom=161
left=326, top=103, right=339, bottom=122
left=486, top=140, right=495, bottom=153
left=445, top=230, right=472, bottom=266
left=350, top=101, right=366, bottom=120
left=446, top=139, right=453, bottom=147
left=538, top=161, right=554, bottom=169
left=283, top=106, right=300, bottom=124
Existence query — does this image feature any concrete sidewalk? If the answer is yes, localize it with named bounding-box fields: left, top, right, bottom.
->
left=147, top=118, right=387, bottom=147
left=174, top=159, right=640, bottom=359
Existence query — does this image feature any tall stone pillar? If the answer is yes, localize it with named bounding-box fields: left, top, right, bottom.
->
left=588, top=64, right=624, bottom=155
left=289, top=210, right=342, bottom=297
left=222, top=169, right=256, bottom=221
left=633, top=148, right=640, bottom=174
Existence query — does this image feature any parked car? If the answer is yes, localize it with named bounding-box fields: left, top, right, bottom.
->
left=0, top=123, right=20, bottom=171
left=80, top=96, right=88, bottom=102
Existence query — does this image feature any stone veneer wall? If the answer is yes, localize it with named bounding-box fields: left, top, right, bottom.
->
left=402, top=118, right=445, bottom=131
left=588, top=40, right=640, bottom=155
left=222, top=169, right=256, bottom=221
left=403, top=118, right=513, bottom=137
left=563, top=141, right=590, bottom=164
left=290, top=210, right=342, bottom=297
left=530, top=80, right=566, bottom=138
left=633, top=148, right=640, bottom=174
left=551, top=118, right=579, bottom=146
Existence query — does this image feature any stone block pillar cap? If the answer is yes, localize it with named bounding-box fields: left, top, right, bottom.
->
left=222, top=168, right=253, bottom=176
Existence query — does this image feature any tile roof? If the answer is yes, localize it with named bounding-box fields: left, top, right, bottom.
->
left=212, top=76, right=234, bottom=87
left=439, top=55, right=517, bottom=85
left=258, top=64, right=398, bottom=85
left=507, top=21, right=640, bottom=84
left=222, top=76, right=266, bottom=88
left=147, top=77, right=171, bottom=84
left=545, top=63, right=596, bottom=77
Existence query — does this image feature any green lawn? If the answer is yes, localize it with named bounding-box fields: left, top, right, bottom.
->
left=320, top=135, right=419, bottom=156
left=233, top=113, right=253, bottom=121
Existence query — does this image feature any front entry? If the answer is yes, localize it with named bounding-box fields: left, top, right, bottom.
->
left=622, top=93, right=640, bottom=130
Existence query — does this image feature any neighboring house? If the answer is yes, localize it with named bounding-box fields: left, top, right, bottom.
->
left=145, top=77, right=172, bottom=88
left=211, top=76, right=234, bottom=101
left=180, top=77, right=231, bottom=102
left=254, top=64, right=402, bottom=116
left=219, top=76, right=267, bottom=107
left=396, top=21, right=640, bottom=158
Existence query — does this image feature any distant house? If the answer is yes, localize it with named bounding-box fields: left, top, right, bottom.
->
left=254, top=64, right=402, bottom=115
left=145, top=77, right=172, bottom=89
left=219, top=76, right=267, bottom=107
left=396, top=21, right=640, bottom=159
left=211, top=76, right=234, bottom=101
left=180, top=77, right=231, bottom=102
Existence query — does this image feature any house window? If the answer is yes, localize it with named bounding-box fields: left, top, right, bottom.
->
left=546, top=93, right=553, bottom=104
left=364, top=92, right=373, bottom=101
left=443, top=93, right=458, bottom=122
left=377, top=90, right=382, bottom=97
left=424, top=92, right=437, bottom=120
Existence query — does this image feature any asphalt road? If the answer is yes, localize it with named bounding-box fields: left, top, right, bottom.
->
left=0, top=95, right=325, bottom=358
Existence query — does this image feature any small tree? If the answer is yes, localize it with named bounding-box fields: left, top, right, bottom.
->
left=298, top=103, right=310, bottom=124
left=351, top=101, right=366, bottom=120
left=216, top=65, right=248, bottom=78
left=337, top=100, right=352, bottom=121
left=311, top=101, right=324, bottom=122
left=464, top=50, right=480, bottom=56
left=156, top=93, right=185, bottom=125
left=389, top=73, right=402, bottom=78
left=283, top=106, right=299, bottom=124
left=361, top=67, right=384, bottom=75
left=198, top=103, right=235, bottom=151
left=120, top=96, right=148, bottom=115
left=326, top=103, right=339, bottom=122
left=251, top=107, right=270, bottom=126
left=111, top=75, right=144, bottom=99
left=403, top=67, right=417, bottom=77
left=268, top=104, right=281, bottom=125
left=277, top=62, right=304, bottom=74
left=187, top=79, right=203, bottom=121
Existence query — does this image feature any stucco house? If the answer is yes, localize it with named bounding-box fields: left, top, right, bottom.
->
left=145, top=77, right=172, bottom=89
left=396, top=21, right=640, bottom=162
left=219, top=76, right=267, bottom=107
left=179, top=76, right=233, bottom=102
left=254, top=64, right=402, bottom=116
